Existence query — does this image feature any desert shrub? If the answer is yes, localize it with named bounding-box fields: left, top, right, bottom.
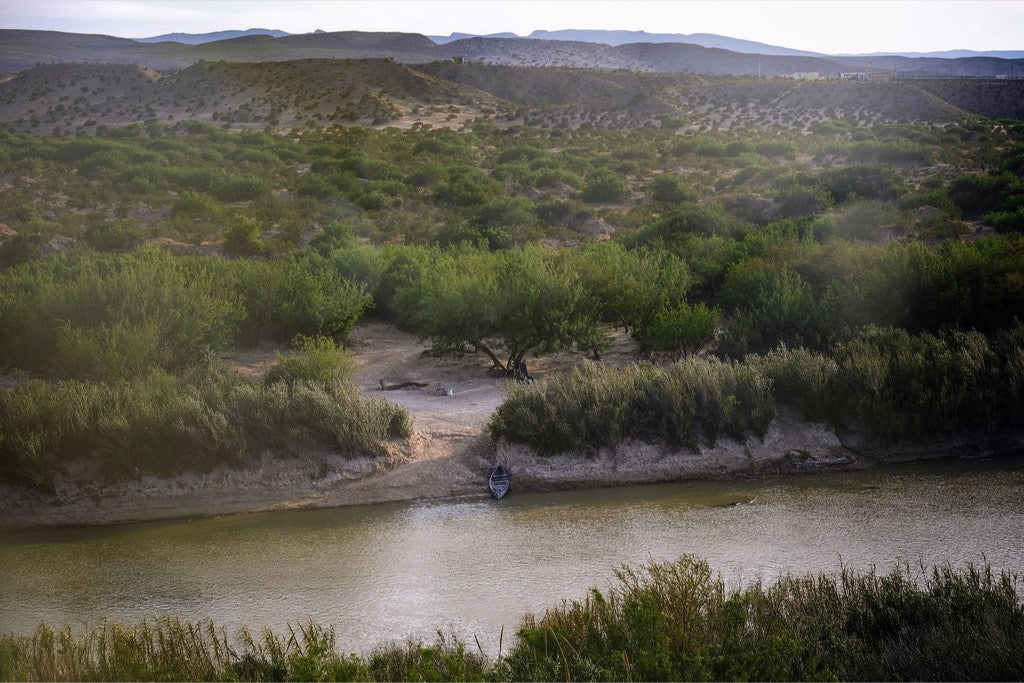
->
left=433, top=166, right=502, bottom=207
left=833, top=200, right=908, bottom=240
left=296, top=174, right=340, bottom=199
left=212, top=175, right=269, bottom=202
left=525, top=167, right=582, bottom=189
left=754, top=138, right=799, bottom=157
left=355, top=190, right=389, bottom=211
left=948, top=172, right=1022, bottom=217
left=223, top=215, right=265, bottom=255
left=773, top=184, right=833, bottom=218
left=984, top=208, right=1024, bottom=233
left=628, top=203, right=746, bottom=248
left=434, top=223, right=513, bottom=251
left=647, top=173, right=693, bottom=204
left=171, top=190, right=221, bottom=219
left=84, top=219, right=143, bottom=251
left=264, top=334, right=354, bottom=387
left=818, top=163, right=904, bottom=203
left=473, top=196, right=537, bottom=228
left=581, top=168, right=628, bottom=203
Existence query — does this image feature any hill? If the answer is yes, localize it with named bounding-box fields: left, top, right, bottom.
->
left=0, top=59, right=507, bottom=134
left=137, top=28, right=290, bottom=44
left=525, top=29, right=822, bottom=56
left=2, top=28, right=1023, bottom=80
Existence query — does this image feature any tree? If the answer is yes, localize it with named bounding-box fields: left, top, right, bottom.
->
left=395, top=246, right=608, bottom=371
left=638, top=302, right=719, bottom=360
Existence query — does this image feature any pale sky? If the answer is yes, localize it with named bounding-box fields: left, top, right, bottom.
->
left=1, top=0, right=1022, bottom=54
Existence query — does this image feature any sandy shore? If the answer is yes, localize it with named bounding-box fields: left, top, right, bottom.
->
left=1, top=323, right=1020, bottom=531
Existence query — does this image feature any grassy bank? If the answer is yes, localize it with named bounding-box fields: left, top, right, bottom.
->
left=0, top=366, right=411, bottom=489
left=1, top=558, right=1021, bottom=681
left=490, top=324, right=1024, bottom=453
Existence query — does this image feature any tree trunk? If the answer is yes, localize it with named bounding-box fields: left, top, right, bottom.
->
left=476, top=343, right=505, bottom=371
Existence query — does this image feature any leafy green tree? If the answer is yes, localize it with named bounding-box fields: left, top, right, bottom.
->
left=395, top=246, right=607, bottom=370
left=639, top=302, right=719, bottom=360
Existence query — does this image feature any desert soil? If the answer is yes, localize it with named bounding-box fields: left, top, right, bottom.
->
left=0, top=323, right=971, bottom=531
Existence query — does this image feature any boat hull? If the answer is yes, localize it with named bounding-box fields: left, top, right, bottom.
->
left=488, top=465, right=510, bottom=499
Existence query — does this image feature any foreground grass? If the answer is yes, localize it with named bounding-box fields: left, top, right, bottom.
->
left=1, top=558, right=1021, bottom=681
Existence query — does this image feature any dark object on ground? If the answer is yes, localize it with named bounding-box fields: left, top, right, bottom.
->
left=379, top=379, right=428, bottom=390
left=488, top=464, right=510, bottom=499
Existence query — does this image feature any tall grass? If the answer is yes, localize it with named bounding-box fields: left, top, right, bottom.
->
left=504, top=557, right=1024, bottom=681
left=489, top=359, right=775, bottom=454
left=491, top=324, right=1024, bottom=454
left=1, top=560, right=1020, bottom=681
left=0, top=367, right=410, bottom=488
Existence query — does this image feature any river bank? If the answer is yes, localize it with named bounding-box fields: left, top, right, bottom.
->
left=2, top=322, right=1021, bottom=531
left=1, top=407, right=1020, bottom=531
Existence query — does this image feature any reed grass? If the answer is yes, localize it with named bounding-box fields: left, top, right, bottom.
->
left=491, top=324, right=1024, bottom=453
left=489, top=359, right=775, bottom=454
left=1, top=560, right=1020, bottom=681
left=0, top=367, right=410, bottom=488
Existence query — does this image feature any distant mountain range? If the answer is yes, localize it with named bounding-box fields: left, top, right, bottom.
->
left=0, top=28, right=1020, bottom=79
left=140, top=27, right=1022, bottom=60
left=137, top=28, right=291, bottom=44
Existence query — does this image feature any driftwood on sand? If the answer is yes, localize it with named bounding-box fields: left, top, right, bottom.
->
left=379, top=379, right=429, bottom=391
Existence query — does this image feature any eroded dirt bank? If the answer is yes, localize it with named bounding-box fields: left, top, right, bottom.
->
left=1, top=324, right=1020, bottom=531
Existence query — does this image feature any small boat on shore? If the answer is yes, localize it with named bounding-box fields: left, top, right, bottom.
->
left=488, top=464, right=510, bottom=499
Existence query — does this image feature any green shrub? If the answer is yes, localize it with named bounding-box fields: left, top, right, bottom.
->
left=265, top=334, right=355, bottom=387
left=223, top=216, right=266, bottom=256
left=581, top=168, right=628, bottom=203
left=84, top=219, right=143, bottom=252
left=504, top=557, right=1024, bottom=682
left=647, top=173, right=692, bottom=204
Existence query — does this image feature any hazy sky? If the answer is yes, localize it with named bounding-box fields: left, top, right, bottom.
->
left=1, top=0, right=1022, bottom=54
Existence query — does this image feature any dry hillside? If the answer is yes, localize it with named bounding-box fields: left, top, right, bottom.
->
left=682, top=80, right=967, bottom=130
left=0, top=59, right=509, bottom=133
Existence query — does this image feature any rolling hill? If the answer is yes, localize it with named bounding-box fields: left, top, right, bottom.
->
left=0, top=59, right=508, bottom=134
left=2, top=28, right=1022, bottom=80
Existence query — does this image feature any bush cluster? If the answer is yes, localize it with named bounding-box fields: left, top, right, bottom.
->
left=0, top=367, right=410, bottom=488
left=491, top=323, right=1024, bottom=453
left=2, top=559, right=1020, bottom=681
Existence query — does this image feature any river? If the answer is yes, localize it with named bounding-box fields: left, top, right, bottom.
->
left=1, top=456, right=1022, bottom=653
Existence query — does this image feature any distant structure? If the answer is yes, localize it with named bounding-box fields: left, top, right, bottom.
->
left=452, top=55, right=464, bottom=64
left=840, top=72, right=893, bottom=82
left=786, top=72, right=820, bottom=81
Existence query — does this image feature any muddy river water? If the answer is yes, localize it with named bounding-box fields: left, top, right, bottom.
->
left=2, top=456, right=1022, bottom=653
